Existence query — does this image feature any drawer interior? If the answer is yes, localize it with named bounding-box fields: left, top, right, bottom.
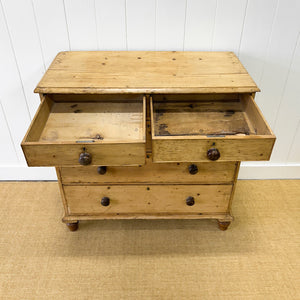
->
left=151, top=94, right=273, bottom=138
left=150, top=94, right=275, bottom=162
left=22, top=95, right=146, bottom=166
left=24, top=95, right=145, bottom=144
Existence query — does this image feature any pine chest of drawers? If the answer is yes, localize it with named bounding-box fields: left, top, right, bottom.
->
left=22, top=51, right=275, bottom=231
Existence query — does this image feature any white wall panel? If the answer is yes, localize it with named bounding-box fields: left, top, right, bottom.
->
left=95, top=0, right=127, bottom=50
left=288, top=120, right=300, bottom=163
left=33, top=0, right=70, bottom=68
left=126, top=0, right=156, bottom=50
left=0, top=3, right=31, bottom=164
left=64, top=0, right=98, bottom=50
left=212, top=0, right=247, bottom=54
left=239, top=0, right=278, bottom=83
left=271, top=34, right=300, bottom=162
left=1, top=0, right=45, bottom=118
left=156, top=0, right=186, bottom=50
left=257, top=0, right=300, bottom=129
left=0, top=101, right=18, bottom=165
left=184, top=0, right=217, bottom=51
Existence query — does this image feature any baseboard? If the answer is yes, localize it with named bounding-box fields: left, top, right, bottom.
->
left=0, top=163, right=299, bottom=181
left=238, top=162, right=300, bottom=179
left=0, top=166, right=57, bottom=180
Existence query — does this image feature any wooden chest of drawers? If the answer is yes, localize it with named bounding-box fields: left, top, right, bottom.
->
left=21, top=51, right=275, bottom=231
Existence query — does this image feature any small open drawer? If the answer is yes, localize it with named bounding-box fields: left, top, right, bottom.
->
left=22, top=95, right=146, bottom=166
left=151, top=94, right=275, bottom=162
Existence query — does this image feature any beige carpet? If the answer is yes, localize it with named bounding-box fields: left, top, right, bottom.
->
left=0, top=180, right=299, bottom=299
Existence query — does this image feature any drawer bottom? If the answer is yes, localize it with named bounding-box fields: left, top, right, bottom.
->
left=64, top=185, right=232, bottom=215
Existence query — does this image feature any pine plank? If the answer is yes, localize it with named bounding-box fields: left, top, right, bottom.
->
left=35, top=51, right=259, bottom=94
left=22, top=97, right=146, bottom=166
left=151, top=95, right=275, bottom=162
left=60, top=156, right=237, bottom=184
left=64, top=184, right=232, bottom=215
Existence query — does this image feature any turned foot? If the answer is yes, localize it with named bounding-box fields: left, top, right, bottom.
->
left=66, top=221, right=79, bottom=231
left=217, top=220, right=231, bottom=231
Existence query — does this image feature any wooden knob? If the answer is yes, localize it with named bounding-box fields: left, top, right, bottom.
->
left=97, top=166, right=107, bottom=175
left=101, top=197, right=110, bottom=206
left=188, top=164, right=198, bottom=175
left=78, top=152, right=92, bottom=165
left=186, top=196, right=195, bottom=206
left=207, top=148, right=220, bottom=161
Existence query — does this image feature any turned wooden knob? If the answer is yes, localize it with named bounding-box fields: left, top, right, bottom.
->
left=78, top=152, right=92, bottom=165
left=207, top=148, right=220, bottom=161
left=101, top=196, right=110, bottom=206
left=186, top=196, right=195, bottom=206
left=97, top=166, right=107, bottom=175
left=188, top=164, right=198, bottom=175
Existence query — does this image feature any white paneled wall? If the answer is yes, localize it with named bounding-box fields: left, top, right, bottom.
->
left=0, top=0, right=299, bottom=180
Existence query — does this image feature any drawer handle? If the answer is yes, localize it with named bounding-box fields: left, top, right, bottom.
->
left=188, top=164, right=198, bottom=175
left=207, top=148, right=220, bottom=161
left=97, top=166, right=107, bottom=175
left=186, top=196, right=195, bottom=206
left=78, top=152, right=92, bottom=165
left=101, top=197, right=110, bottom=206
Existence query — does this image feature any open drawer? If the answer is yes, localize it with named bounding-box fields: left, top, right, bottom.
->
left=22, top=95, right=146, bottom=166
left=151, top=94, right=275, bottom=162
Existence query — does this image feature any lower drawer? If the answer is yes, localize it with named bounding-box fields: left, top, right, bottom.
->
left=60, top=159, right=237, bottom=184
left=64, top=185, right=232, bottom=215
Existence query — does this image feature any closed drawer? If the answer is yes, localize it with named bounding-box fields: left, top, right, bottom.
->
left=64, top=185, right=232, bottom=215
left=151, top=94, right=275, bottom=162
left=60, top=156, right=237, bottom=184
left=22, top=95, right=146, bottom=166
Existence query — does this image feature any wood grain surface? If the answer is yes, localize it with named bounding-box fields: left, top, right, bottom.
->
left=22, top=96, right=146, bottom=166
left=64, top=184, right=232, bottom=215
left=60, top=157, right=237, bottom=184
left=151, top=94, right=275, bottom=162
left=35, top=51, right=259, bottom=94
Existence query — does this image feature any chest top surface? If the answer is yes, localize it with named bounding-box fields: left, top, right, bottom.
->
left=35, top=51, right=259, bottom=95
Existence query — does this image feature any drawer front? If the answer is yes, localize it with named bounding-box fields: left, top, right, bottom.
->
left=151, top=94, right=275, bottom=162
left=22, top=95, right=146, bottom=166
left=64, top=185, right=232, bottom=215
left=23, top=143, right=145, bottom=167
left=152, top=138, right=275, bottom=162
left=60, top=158, right=237, bottom=184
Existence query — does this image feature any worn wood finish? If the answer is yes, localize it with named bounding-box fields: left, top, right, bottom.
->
left=22, top=97, right=146, bottom=166
left=22, top=143, right=146, bottom=166
left=50, top=93, right=144, bottom=102
left=35, top=51, right=259, bottom=94
left=21, top=51, right=276, bottom=230
left=40, top=101, right=144, bottom=142
left=241, top=94, right=275, bottom=135
left=152, top=138, right=275, bottom=162
left=55, top=167, right=68, bottom=214
left=146, top=120, right=152, bottom=153
left=152, top=94, right=240, bottom=101
left=60, top=156, right=237, bottom=184
left=64, top=184, right=232, bottom=215
left=51, top=93, right=240, bottom=103
left=152, top=100, right=252, bottom=136
left=151, top=95, right=275, bottom=162
left=228, top=162, right=241, bottom=212
left=22, top=95, right=53, bottom=142
left=217, top=220, right=231, bottom=231
left=62, top=213, right=233, bottom=222
left=66, top=221, right=79, bottom=231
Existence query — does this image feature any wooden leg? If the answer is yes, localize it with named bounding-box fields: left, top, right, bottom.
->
left=217, top=220, right=231, bottom=231
left=66, top=221, right=79, bottom=231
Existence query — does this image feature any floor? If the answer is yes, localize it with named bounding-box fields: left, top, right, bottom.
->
left=0, top=180, right=299, bottom=299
